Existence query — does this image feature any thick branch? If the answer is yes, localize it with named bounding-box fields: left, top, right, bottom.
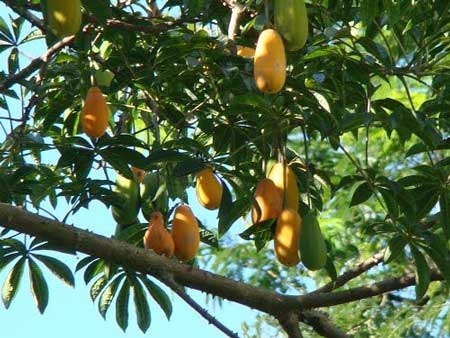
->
left=278, top=313, right=303, bottom=338
left=300, top=311, right=351, bottom=338
left=314, top=251, right=385, bottom=293
left=0, top=36, right=75, bottom=93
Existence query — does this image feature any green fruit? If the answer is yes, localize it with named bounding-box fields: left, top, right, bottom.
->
left=141, top=173, right=169, bottom=221
left=299, top=212, right=327, bottom=270
left=112, top=173, right=140, bottom=226
left=46, top=0, right=82, bottom=38
left=274, top=0, right=309, bottom=51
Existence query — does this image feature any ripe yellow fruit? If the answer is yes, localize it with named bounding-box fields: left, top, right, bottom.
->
left=131, top=167, right=145, bottom=183
left=252, top=178, right=283, bottom=223
left=268, top=163, right=299, bottom=211
left=81, top=87, right=109, bottom=138
left=171, top=205, right=200, bottom=261
left=195, top=168, right=223, bottom=210
left=237, top=45, right=255, bottom=58
left=143, top=212, right=174, bottom=258
left=274, top=208, right=301, bottom=266
left=47, top=0, right=82, bottom=38
left=254, top=29, right=286, bottom=93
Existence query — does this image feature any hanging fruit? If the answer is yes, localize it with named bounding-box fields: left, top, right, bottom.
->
left=195, top=168, right=223, bottom=210
left=274, top=208, right=301, bottom=266
left=299, top=212, right=327, bottom=270
left=81, top=87, right=109, bottom=138
left=171, top=205, right=200, bottom=261
left=237, top=46, right=256, bottom=58
left=112, top=173, right=140, bottom=226
left=143, top=212, right=175, bottom=258
left=254, top=29, right=286, bottom=93
left=267, top=163, right=299, bottom=211
left=252, top=178, right=283, bottom=223
left=274, top=0, right=309, bottom=51
left=46, top=0, right=82, bottom=38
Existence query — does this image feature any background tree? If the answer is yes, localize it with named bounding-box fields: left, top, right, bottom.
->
left=0, top=0, right=449, bottom=337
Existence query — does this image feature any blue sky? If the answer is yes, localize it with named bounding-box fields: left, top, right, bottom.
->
left=0, top=2, right=258, bottom=337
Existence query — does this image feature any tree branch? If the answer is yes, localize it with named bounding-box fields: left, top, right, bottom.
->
left=300, top=310, right=351, bottom=338
left=0, top=203, right=442, bottom=337
left=278, top=313, right=303, bottom=338
left=1, top=0, right=45, bottom=31
left=0, top=36, right=75, bottom=93
left=313, top=251, right=385, bottom=293
left=163, top=277, right=241, bottom=338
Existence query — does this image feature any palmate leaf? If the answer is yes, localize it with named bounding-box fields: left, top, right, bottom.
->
left=115, top=278, right=130, bottom=332
left=2, top=257, right=25, bottom=309
left=28, top=258, right=49, bottom=314
left=32, top=254, right=75, bottom=287
left=131, top=277, right=151, bottom=333
left=90, top=275, right=108, bottom=302
left=410, top=245, right=431, bottom=301
left=140, top=275, right=173, bottom=320
left=98, top=274, right=125, bottom=318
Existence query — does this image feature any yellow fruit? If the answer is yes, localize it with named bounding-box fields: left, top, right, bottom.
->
left=143, top=212, right=174, bottom=258
left=81, top=87, right=109, bottom=138
left=131, top=167, right=145, bottom=183
left=252, top=178, right=283, bottom=223
left=268, top=163, right=299, bottom=211
left=47, top=0, right=82, bottom=38
left=171, top=205, right=200, bottom=261
left=254, top=29, right=286, bottom=93
left=274, top=209, right=301, bottom=266
left=195, top=168, right=223, bottom=210
left=237, top=45, right=256, bottom=58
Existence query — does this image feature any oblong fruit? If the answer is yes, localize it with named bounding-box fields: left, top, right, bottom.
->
left=195, top=168, right=223, bottom=210
left=143, top=212, right=174, bottom=258
left=254, top=29, right=286, bottom=93
left=81, top=87, right=109, bottom=138
left=47, top=0, right=82, bottom=38
left=274, top=209, right=301, bottom=266
left=237, top=45, right=255, bottom=58
left=268, top=163, right=299, bottom=211
left=252, top=178, right=283, bottom=223
left=112, top=173, right=140, bottom=226
left=274, top=0, right=309, bottom=51
left=299, top=212, right=327, bottom=270
left=171, top=205, right=200, bottom=261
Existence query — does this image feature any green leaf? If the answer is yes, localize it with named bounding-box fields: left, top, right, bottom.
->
left=90, top=276, right=108, bottom=301
left=218, top=178, right=233, bottom=236
left=218, top=198, right=249, bottom=238
left=324, top=256, right=337, bottom=281
left=115, top=279, right=130, bottom=332
left=84, top=259, right=105, bottom=284
left=75, top=256, right=97, bottom=272
left=350, top=182, right=373, bottom=206
left=33, top=254, right=75, bottom=287
left=131, top=278, right=151, bottom=333
left=2, top=257, right=25, bottom=309
left=98, top=274, right=125, bottom=318
left=140, top=276, right=172, bottom=320
left=384, top=236, right=407, bottom=264
left=28, top=258, right=49, bottom=314
left=439, top=189, right=450, bottom=239
left=172, top=158, right=206, bottom=177
left=410, top=245, right=430, bottom=301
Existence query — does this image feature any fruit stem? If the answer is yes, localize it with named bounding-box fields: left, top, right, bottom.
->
left=264, top=0, right=270, bottom=28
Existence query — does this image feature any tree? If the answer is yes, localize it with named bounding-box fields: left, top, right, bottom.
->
left=0, top=0, right=449, bottom=337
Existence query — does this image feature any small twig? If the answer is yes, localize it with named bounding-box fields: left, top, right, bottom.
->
left=162, top=276, right=241, bottom=338
left=0, top=35, right=75, bottom=93
left=313, top=250, right=385, bottom=293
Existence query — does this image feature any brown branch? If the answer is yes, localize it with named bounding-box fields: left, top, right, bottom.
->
left=0, top=203, right=442, bottom=337
left=163, top=277, right=241, bottom=338
left=0, top=36, right=75, bottom=93
left=300, top=311, right=351, bottom=338
left=288, top=271, right=443, bottom=310
left=2, top=0, right=45, bottom=31
left=278, top=313, right=303, bottom=338
left=313, top=251, right=386, bottom=293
